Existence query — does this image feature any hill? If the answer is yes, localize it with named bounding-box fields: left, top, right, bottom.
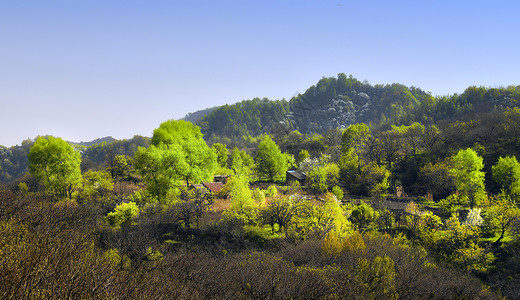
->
left=181, top=106, right=218, bottom=123
left=194, top=73, right=520, bottom=140
left=71, top=136, right=117, bottom=147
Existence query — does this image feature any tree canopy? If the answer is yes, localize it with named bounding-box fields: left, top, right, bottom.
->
left=134, top=120, right=217, bottom=201
left=28, top=136, right=82, bottom=198
left=255, top=136, right=289, bottom=181
left=450, top=148, right=487, bottom=208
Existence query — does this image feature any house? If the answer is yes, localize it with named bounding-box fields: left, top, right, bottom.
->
left=202, top=182, right=225, bottom=193
left=286, top=170, right=307, bottom=186
left=190, top=184, right=208, bottom=193
left=214, top=175, right=231, bottom=184
left=189, top=182, right=225, bottom=194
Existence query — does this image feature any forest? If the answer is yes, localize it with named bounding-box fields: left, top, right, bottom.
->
left=2, top=74, right=520, bottom=299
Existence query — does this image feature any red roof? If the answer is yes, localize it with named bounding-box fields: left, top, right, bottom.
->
left=202, top=182, right=225, bottom=193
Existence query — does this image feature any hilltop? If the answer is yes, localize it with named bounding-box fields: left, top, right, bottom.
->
left=184, top=73, right=519, bottom=141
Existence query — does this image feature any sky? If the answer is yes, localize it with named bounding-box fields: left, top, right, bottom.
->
left=1, top=0, right=519, bottom=147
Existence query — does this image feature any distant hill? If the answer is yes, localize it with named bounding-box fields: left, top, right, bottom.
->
left=72, top=136, right=117, bottom=147
left=193, top=73, right=520, bottom=140
left=181, top=106, right=219, bottom=123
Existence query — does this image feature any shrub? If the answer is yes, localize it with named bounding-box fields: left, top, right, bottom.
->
left=105, top=201, right=139, bottom=226
left=265, top=185, right=278, bottom=198
left=332, top=186, right=344, bottom=200
left=252, top=188, right=266, bottom=205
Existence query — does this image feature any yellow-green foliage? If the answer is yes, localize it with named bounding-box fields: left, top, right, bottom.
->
left=322, top=230, right=343, bottom=259
left=222, top=205, right=259, bottom=227
left=264, top=185, right=278, bottom=197
left=214, top=166, right=234, bottom=176
left=433, top=213, right=495, bottom=272
left=332, top=186, right=343, bottom=200
left=228, top=176, right=254, bottom=209
left=103, top=248, right=131, bottom=269
left=145, top=246, right=164, bottom=261
left=349, top=201, right=376, bottom=230
left=355, top=255, right=397, bottom=298
left=439, top=194, right=469, bottom=215
left=343, top=231, right=367, bottom=255
left=484, top=195, right=520, bottom=244
left=105, top=201, right=140, bottom=227
left=273, top=193, right=351, bottom=240
left=252, top=188, right=266, bottom=205
left=308, top=163, right=340, bottom=193
left=453, top=242, right=495, bottom=273
left=320, top=193, right=350, bottom=235
left=80, top=170, right=114, bottom=201
left=18, top=182, right=29, bottom=194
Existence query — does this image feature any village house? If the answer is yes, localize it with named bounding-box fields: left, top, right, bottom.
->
left=190, top=181, right=225, bottom=194
left=286, top=170, right=307, bottom=186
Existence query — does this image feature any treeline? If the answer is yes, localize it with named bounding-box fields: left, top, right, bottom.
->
left=0, top=139, right=32, bottom=182
left=0, top=135, right=150, bottom=184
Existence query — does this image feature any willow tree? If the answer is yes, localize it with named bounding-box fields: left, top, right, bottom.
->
left=28, top=136, right=82, bottom=199
left=255, top=136, right=288, bottom=181
left=492, top=156, right=520, bottom=203
left=450, top=148, right=486, bottom=207
left=135, top=120, right=217, bottom=201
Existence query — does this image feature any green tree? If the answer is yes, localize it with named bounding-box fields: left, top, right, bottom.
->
left=230, top=147, right=254, bottom=180
left=152, top=120, right=217, bottom=186
left=492, top=156, right=520, bottom=203
left=450, top=148, right=487, bottom=207
left=341, top=123, right=371, bottom=155
left=484, top=196, right=520, bottom=245
left=212, top=143, right=229, bottom=168
left=134, top=143, right=188, bottom=202
left=307, top=163, right=340, bottom=194
left=296, top=150, right=310, bottom=165
left=28, top=136, right=82, bottom=199
left=135, top=120, right=217, bottom=201
left=80, top=170, right=114, bottom=201
left=349, top=202, right=376, bottom=231
left=228, top=176, right=255, bottom=209
left=255, top=136, right=288, bottom=181
left=108, top=155, right=135, bottom=181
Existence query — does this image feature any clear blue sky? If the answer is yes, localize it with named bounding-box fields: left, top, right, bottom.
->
left=1, top=0, right=519, bottom=147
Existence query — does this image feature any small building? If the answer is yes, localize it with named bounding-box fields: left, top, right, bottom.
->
left=189, top=182, right=225, bottom=194
left=202, top=182, right=225, bottom=194
left=214, top=175, right=231, bottom=184
left=190, top=184, right=208, bottom=193
left=286, top=170, right=307, bottom=186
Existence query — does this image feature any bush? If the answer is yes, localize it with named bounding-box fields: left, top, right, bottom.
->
left=332, top=186, right=344, bottom=200
left=105, top=201, right=139, bottom=226
left=252, top=188, right=266, bottom=205
left=265, top=185, right=278, bottom=198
